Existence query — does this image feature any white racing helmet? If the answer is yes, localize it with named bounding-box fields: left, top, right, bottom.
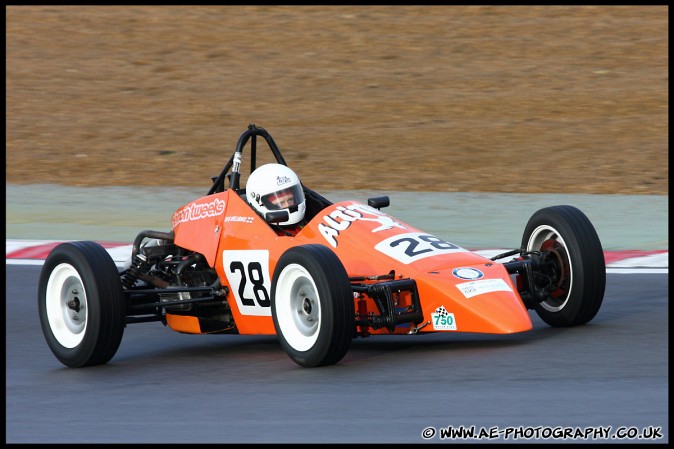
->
left=246, top=163, right=306, bottom=226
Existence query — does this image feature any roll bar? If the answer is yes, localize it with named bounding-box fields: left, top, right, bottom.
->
left=208, top=124, right=287, bottom=195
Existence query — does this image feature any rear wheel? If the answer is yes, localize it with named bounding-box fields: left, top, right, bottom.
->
left=38, top=241, right=126, bottom=367
left=271, top=244, right=354, bottom=367
left=522, top=206, right=605, bottom=327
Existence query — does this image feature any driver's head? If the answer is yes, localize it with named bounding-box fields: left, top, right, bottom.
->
left=246, top=163, right=306, bottom=226
left=266, top=187, right=297, bottom=209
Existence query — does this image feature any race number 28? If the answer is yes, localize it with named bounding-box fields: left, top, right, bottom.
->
left=223, top=250, right=272, bottom=316
left=374, top=232, right=466, bottom=264
left=228, top=261, right=270, bottom=307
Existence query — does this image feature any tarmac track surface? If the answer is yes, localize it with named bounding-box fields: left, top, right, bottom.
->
left=5, top=265, right=668, bottom=444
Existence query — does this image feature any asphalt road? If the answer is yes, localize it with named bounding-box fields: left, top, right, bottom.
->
left=6, top=265, right=668, bottom=444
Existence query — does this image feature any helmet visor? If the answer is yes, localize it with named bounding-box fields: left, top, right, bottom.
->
left=261, top=184, right=305, bottom=211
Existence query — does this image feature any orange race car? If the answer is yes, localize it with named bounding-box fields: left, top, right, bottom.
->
left=38, top=125, right=606, bottom=368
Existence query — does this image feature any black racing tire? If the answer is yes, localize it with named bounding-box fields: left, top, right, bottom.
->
left=522, top=205, right=606, bottom=327
left=271, top=244, right=354, bottom=367
left=38, top=241, right=126, bottom=367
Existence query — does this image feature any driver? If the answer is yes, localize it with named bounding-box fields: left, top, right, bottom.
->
left=246, top=163, right=306, bottom=235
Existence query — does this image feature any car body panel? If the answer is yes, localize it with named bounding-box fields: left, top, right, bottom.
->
left=168, top=193, right=533, bottom=336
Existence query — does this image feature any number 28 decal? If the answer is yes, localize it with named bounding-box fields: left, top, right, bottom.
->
left=222, top=250, right=272, bottom=316
left=374, top=232, right=466, bottom=264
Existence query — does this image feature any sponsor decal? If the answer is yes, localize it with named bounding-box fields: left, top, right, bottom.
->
left=171, top=198, right=226, bottom=228
left=456, top=278, right=513, bottom=299
left=276, top=175, right=291, bottom=185
left=452, top=267, right=484, bottom=280
left=318, top=204, right=407, bottom=248
left=224, top=216, right=255, bottom=224
left=431, top=306, right=457, bottom=331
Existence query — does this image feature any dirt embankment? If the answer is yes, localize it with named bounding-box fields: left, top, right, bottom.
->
left=6, top=6, right=668, bottom=195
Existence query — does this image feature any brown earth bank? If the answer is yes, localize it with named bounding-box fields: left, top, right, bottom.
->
left=6, top=5, right=668, bottom=195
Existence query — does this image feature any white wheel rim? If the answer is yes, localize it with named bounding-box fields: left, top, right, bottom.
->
left=527, top=224, right=573, bottom=312
left=275, top=263, right=321, bottom=352
left=45, top=263, right=88, bottom=348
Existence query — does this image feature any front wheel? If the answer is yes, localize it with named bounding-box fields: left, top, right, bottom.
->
left=522, top=205, right=605, bottom=327
left=38, top=241, right=126, bottom=367
left=271, top=244, right=354, bottom=367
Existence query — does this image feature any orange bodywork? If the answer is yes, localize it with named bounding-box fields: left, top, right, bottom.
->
left=167, top=189, right=533, bottom=336
left=165, top=314, right=201, bottom=334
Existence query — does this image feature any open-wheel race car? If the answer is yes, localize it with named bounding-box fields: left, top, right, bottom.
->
left=38, top=124, right=606, bottom=368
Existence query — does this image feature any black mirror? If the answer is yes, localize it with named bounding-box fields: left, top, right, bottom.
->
left=265, top=210, right=290, bottom=224
left=367, top=196, right=390, bottom=210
